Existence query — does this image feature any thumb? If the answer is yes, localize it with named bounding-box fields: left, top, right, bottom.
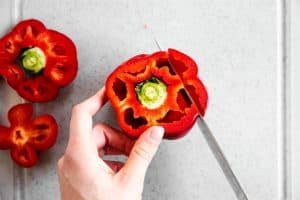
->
left=121, top=126, right=164, bottom=183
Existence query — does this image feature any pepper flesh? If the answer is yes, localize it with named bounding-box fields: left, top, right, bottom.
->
left=0, top=19, right=78, bottom=102
left=0, top=103, right=58, bottom=168
left=106, top=49, right=208, bottom=139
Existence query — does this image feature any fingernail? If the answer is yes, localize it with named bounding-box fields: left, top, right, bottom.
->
left=150, top=126, right=164, bottom=142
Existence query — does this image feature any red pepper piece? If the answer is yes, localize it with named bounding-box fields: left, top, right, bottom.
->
left=0, top=64, right=24, bottom=88
left=0, top=103, right=58, bottom=168
left=0, top=19, right=77, bottom=102
left=106, top=49, right=208, bottom=139
left=17, top=76, right=59, bottom=103
left=168, top=48, right=208, bottom=116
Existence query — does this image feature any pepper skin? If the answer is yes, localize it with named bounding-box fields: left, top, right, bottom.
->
left=0, top=103, right=58, bottom=168
left=0, top=19, right=78, bottom=102
left=106, top=49, right=208, bottom=139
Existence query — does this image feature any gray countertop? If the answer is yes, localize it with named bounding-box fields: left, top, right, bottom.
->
left=0, top=0, right=298, bottom=199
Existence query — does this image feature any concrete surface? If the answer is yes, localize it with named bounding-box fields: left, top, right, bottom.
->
left=291, top=0, right=300, bottom=200
left=0, top=0, right=295, bottom=199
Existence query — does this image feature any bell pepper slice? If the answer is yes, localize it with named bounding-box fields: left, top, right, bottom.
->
left=0, top=64, right=24, bottom=88
left=0, top=103, right=58, bottom=168
left=106, top=49, right=208, bottom=139
left=17, top=76, right=59, bottom=103
left=0, top=19, right=78, bottom=102
left=168, top=49, right=208, bottom=115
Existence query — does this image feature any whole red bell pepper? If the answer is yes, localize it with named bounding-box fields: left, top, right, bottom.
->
left=106, top=49, right=208, bottom=139
left=0, top=103, right=58, bottom=168
left=0, top=19, right=78, bottom=102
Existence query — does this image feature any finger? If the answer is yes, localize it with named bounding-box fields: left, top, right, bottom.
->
left=98, top=149, right=106, bottom=157
left=92, top=123, right=134, bottom=155
left=65, top=87, right=108, bottom=170
left=69, top=87, right=107, bottom=143
left=98, top=146, right=130, bottom=157
left=91, top=124, right=107, bottom=150
left=104, top=160, right=124, bottom=173
left=119, top=126, right=164, bottom=183
left=77, top=86, right=107, bottom=116
left=104, top=146, right=128, bottom=156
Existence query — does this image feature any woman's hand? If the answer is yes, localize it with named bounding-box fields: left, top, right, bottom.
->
left=57, top=87, right=164, bottom=200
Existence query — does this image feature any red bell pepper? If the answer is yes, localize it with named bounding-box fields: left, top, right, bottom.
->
left=0, top=19, right=78, bottom=102
left=106, top=49, right=208, bottom=139
left=0, top=103, right=58, bottom=168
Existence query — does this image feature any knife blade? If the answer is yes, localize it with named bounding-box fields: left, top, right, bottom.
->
left=167, top=51, right=248, bottom=200
left=196, top=116, right=248, bottom=200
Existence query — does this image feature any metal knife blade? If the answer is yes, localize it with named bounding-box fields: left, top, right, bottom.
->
left=167, top=51, right=248, bottom=200
left=196, top=116, right=248, bottom=200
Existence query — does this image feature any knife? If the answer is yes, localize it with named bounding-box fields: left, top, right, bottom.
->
left=195, top=116, right=248, bottom=200
left=165, top=48, right=248, bottom=200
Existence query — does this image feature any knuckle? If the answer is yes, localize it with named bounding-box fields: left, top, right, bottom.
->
left=133, top=145, right=152, bottom=161
left=71, top=104, right=81, bottom=115
left=94, top=122, right=105, bottom=130
left=57, top=157, right=64, bottom=171
left=137, top=194, right=143, bottom=200
left=61, top=150, right=76, bottom=166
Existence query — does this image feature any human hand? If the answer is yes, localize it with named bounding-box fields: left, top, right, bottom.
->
left=57, top=87, right=164, bottom=200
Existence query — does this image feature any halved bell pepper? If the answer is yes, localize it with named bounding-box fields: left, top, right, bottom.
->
left=0, top=103, right=58, bottom=168
left=106, top=49, right=208, bottom=139
left=0, top=19, right=78, bottom=102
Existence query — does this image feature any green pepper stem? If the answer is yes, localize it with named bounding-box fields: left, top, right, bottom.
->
left=135, top=77, right=167, bottom=109
left=21, top=47, right=46, bottom=74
